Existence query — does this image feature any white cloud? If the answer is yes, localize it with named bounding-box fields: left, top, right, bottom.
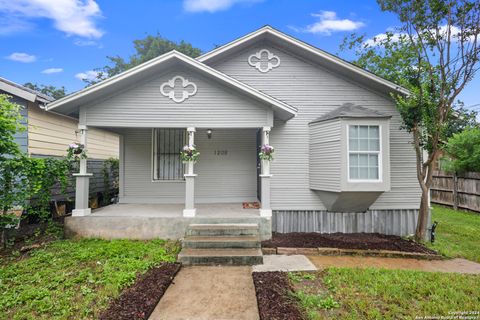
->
left=302, top=11, right=365, bottom=35
left=42, top=68, right=63, bottom=74
left=74, top=39, right=98, bottom=46
left=0, top=16, right=32, bottom=35
left=183, top=0, right=261, bottom=13
left=75, top=70, right=100, bottom=81
left=364, top=25, right=477, bottom=47
left=6, top=52, right=36, bottom=63
left=364, top=31, right=406, bottom=47
left=0, top=0, right=104, bottom=38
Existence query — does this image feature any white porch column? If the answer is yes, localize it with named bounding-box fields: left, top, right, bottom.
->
left=260, top=126, right=272, bottom=217
left=183, top=127, right=197, bottom=217
left=72, top=124, right=92, bottom=216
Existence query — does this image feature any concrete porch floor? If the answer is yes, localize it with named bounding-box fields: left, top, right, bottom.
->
left=91, top=203, right=260, bottom=218
left=65, top=202, right=271, bottom=241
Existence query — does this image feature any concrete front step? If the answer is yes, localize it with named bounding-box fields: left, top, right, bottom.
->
left=183, top=235, right=261, bottom=249
left=178, top=248, right=263, bottom=266
left=186, top=223, right=259, bottom=237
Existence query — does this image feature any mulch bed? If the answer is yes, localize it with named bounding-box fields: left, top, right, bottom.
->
left=100, top=262, right=181, bottom=320
left=252, top=271, right=304, bottom=320
left=262, top=232, right=436, bottom=255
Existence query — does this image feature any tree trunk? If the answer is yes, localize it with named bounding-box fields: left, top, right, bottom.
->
left=1, top=229, right=5, bottom=250
left=415, top=185, right=430, bottom=241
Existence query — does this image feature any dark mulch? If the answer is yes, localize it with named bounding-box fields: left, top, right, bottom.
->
left=252, top=271, right=305, bottom=320
left=262, top=232, right=437, bottom=254
left=100, top=263, right=181, bottom=320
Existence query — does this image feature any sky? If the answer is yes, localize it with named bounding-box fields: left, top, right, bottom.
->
left=0, top=0, right=479, bottom=111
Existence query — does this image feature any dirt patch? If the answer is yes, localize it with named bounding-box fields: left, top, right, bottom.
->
left=262, top=232, right=436, bottom=254
left=0, top=219, right=65, bottom=259
left=252, top=271, right=304, bottom=320
left=100, top=263, right=181, bottom=320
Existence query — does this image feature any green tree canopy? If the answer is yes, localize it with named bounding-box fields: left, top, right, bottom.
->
left=0, top=94, right=24, bottom=160
left=85, top=33, right=203, bottom=85
left=23, top=83, right=67, bottom=100
left=341, top=0, right=480, bottom=240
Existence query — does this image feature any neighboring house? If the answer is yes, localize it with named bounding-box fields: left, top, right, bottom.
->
left=45, top=26, right=421, bottom=240
left=0, top=77, right=120, bottom=200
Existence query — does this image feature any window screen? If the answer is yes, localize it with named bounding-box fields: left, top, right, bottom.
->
left=348, top=125, right=380, bottom=180
left=153, top=128, right=187, bottom=180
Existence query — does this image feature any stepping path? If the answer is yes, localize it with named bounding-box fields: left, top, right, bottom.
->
left=308, top=256, right=480, bottom=274
left=149, top=266, right=259, bottom=320
left=253, top=254, right=317, bottom=272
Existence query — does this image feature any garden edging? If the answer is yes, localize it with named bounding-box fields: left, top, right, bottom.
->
left=262, top=247, right=443, bottom=260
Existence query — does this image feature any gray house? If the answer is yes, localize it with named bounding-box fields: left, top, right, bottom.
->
left=45, top=26, right=420, bottom=241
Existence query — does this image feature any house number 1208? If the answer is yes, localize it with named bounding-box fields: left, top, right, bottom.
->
left=214, top=150, right=228, bottom=155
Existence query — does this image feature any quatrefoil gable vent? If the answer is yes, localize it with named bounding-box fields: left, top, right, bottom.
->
left=160, top=76, right=198, bottom=103
left=248, top=49, right=281, bottom=73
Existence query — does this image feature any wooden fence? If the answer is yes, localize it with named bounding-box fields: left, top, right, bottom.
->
left=431, top=170, right=480, bottom=212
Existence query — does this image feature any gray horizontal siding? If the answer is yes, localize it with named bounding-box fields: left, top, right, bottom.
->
left=84, top=66, right=270, bottom=128
left=309, top=119, right=341, bottom=192
left=195, top=128, right=257, bottom=202
left=212, top=40, right=420, bottom=210
left=120, top=128, right=258, bottom=204
left=273, top=209, right=419, bottom=236
left=121, top=128, right=185, bottom=203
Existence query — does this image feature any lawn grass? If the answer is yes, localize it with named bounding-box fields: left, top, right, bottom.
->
left=289, top=269, right=480, bottom=319
left=429, top=205, right=480, bottom=262
left=0, top=238, right=180, bottom=319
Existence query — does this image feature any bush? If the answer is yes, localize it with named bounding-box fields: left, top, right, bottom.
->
left=0, top=94, right=71, bottom=247
left=442, top=127, right=480, bottom=173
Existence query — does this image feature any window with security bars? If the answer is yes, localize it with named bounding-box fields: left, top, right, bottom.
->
left=153, top=128, right=187, bottom=180
left=348, top=125, right=381, bottom=180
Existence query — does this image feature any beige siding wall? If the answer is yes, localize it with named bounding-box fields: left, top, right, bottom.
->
left=28, top=103, right=119, bottom=159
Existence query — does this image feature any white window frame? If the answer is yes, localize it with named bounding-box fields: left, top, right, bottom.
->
left=346, top=124, right=383, bottom=183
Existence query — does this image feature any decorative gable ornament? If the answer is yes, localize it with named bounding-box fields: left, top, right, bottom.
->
left=248, top=49, right=281, bottom=73
left=160, top=76, right=198, bottom=103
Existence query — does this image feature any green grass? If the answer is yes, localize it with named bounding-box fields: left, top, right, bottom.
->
left=0, top=238, right=179, bottom=319
left=429, top=205, right=480, bottom=262
left=289, top=268, right=480, bottom=319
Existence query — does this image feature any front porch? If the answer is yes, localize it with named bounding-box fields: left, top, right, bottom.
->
left=91, top=203, right=260, bottom=218
left=64, top=203, right=272, bottom=240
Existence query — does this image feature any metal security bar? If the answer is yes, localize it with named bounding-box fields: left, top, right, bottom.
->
left=153, top=128, right=187, bottom=180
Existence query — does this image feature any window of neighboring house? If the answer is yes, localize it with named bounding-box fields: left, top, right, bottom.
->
left=153, top=128, right=187, bottom=180
left=348, top=125, right=381, bottom=181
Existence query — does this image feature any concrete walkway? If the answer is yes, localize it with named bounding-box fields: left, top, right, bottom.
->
left=308, top=256, right=480, bottom=274
left=149, top=266, right=259, bottom=320
left=253, top=254, right=317, bottom=272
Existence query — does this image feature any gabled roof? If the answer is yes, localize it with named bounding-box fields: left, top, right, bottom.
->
left=309, top=103, right=391, bottom=124
left=0, top=77, right=53, bottom=103
left=198, top=26, right=409, bottom=96
left=46, top=50, right=297, bottom=120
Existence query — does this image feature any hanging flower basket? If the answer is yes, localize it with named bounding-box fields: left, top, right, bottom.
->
left=259, top=144, right=275, bottom=161
left=180, top=145, right=200, bottom=163
left=67, top=143, right=87, bottom=161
